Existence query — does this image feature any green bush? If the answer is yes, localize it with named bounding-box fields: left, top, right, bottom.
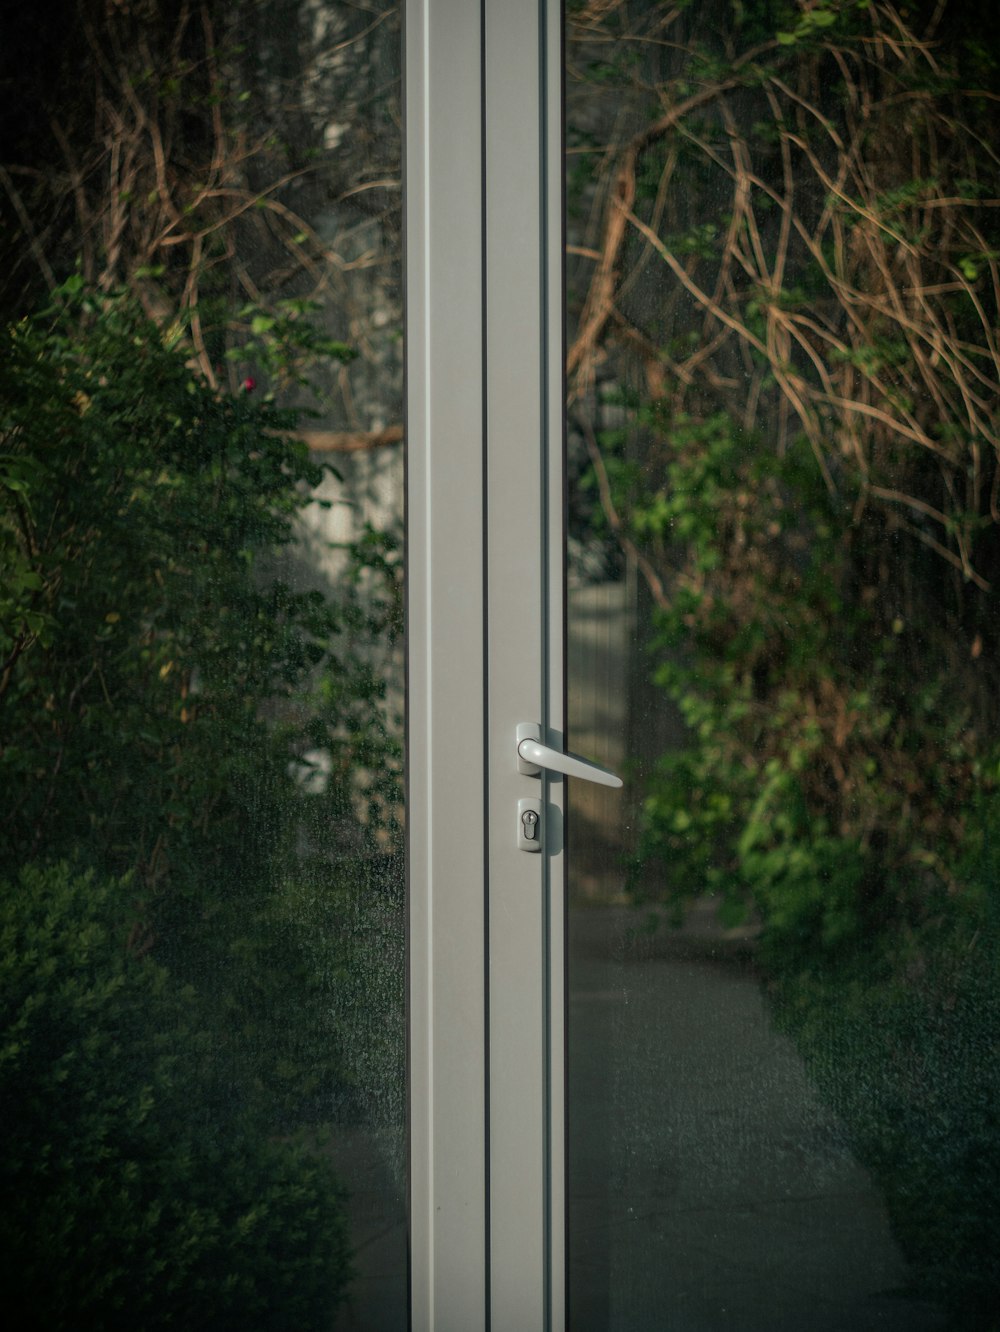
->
left=0, top=280, right=398, bottom=897
left=0, top=283, right=401, bottom=1106
left=0, top=283, right=404, bottom=1321
left=0, top=862, right=351, bottom=1330
left=774, top=897, right=1000, bottom=1323
left=606, top=403, right=998, bottom=955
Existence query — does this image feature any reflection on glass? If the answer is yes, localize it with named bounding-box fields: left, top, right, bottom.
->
left=0, top=3, right=405, bottom=1328
left=565, top=2, right=998, bottom=1328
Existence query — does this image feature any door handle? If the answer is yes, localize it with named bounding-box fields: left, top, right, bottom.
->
left=516, top=723, right=623, bottom=788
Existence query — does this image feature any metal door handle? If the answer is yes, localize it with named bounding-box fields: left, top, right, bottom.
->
left=516, top=723, right=622, bottom=788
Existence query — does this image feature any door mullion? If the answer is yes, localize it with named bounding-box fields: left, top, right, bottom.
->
left=483, top=0, right=545, bottom=1313
left=406, top=2, right=489, bottom=1329
left=485, top=0, right=565, bottom=1327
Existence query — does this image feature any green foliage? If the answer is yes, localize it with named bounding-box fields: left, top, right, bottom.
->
left=0, top=281, right=399, bottom=899
left=571, top=0, right=1000, bottom=949
left=773, top=835, right=1000, bottom=1323
left=229, top=299, right=359, bottom=391
left=620, top=405, right=996, bottom=959
left=0, top=861, right=351, bottom=1331
left=774, top=0, right=859, bottom=46
left=0, top=283, right=404, bottom=1317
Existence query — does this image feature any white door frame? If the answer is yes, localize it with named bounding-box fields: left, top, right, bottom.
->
left=405, top=1, right=565, bottom=1327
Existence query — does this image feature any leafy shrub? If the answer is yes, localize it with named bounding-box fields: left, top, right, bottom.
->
left=774, top=885, right=1000, bottom=1323
left=0, top=861, right=351, bottom=1330
left=618, top=408, right=995, bottom=955
left=0, top=282, right=401, bottom=1096
left=0, top=280, right=398, bottom=893
left=0, top=283, right=403, bottom=1319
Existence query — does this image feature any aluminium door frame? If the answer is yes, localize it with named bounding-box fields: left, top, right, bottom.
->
left=405, top=1, right=565, bottom=1327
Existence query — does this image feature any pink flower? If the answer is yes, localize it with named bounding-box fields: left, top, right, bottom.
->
left=241, top=376, right=256, bottom=393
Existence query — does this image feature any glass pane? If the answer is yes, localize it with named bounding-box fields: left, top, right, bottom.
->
left=565, top=2, right=998, bottom=1328
left=0, top=4, right=405, bottom=1328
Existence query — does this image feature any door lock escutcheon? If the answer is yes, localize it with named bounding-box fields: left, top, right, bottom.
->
left=518, top=798, right=542, bottom=852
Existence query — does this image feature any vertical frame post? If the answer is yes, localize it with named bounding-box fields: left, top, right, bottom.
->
left=483, top=0, right=565, bottom=1328
left=406, top=2, right=564, bottom=1326
left=405, top=2, right=488, bottom=1328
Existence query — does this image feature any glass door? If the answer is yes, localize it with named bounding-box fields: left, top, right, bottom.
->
left=1, top=5, right=406, bottom=1328
left=563, top=2, right=999, bottom=1329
